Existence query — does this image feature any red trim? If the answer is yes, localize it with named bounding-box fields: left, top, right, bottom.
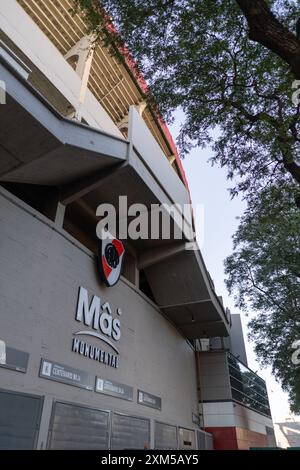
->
left=112, top=238, right=125, bottom=257
left=101, top=255, right=112, bottom=279
left=205, top=426, right=269, bottom=450
left=205, top=427, right=238, bottom=450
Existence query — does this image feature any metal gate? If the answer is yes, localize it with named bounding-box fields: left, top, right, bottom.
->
left=111, top=412, right=150, bottom=449
left=197, top=429, right=214, bottom=450
left=0, top=389, right=43, bottom=449
left=206, top=432, right=214, bottom=450
left=154, top=421, right=178, bottom=449
left=48, top=401, right=110, bottom=449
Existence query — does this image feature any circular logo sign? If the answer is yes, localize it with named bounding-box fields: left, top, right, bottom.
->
left=105, top=243, right=120, bottom=269
left=99, top=235, right=125, bottom=287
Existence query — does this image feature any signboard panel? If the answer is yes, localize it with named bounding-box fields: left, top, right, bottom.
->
left=95, top=377, right=133, bottom=401
left=0, top=341, right=29, bottom=373
left=39, top=359, right=94, bottom=391
left=137, top=390, right=161, bottom=410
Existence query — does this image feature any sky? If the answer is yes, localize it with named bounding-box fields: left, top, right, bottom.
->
left=170, top=113, right=291, bottom=423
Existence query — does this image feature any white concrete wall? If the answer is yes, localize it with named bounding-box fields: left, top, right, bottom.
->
left=230, top=314, right=248, bottom=366
left=198, top=352, right=232, bottom=401
left=129, top=107, right=190, bottom=209
left=0, top=187, right=199, bottom=447
left=0, top=0, right=123, bottom=137
left=202, top=401, right=273, bottom=435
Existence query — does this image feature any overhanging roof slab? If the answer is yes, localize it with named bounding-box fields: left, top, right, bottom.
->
left=145, top=250, right=211, bottom=306
left=0, top=60, right=230, bottom=339
left=0, top=62, right=193, bottom=252
left=82, top=165, right=188, bottom=252
left=179, top=320, right=229, bottom=339
left=0, top=62, right=127, bottom=185
left=144, top=248, right=230, bottom=337
left=162, top=300, right=221, bottom=324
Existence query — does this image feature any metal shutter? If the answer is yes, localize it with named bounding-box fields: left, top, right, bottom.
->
left=111, top=413, right=150, bottom=449
left=155, top=422, right=178, bottom=449
left=48, top=402, right=109, bottom=450
left=0, top=389, right=42, bottom=449
left=206, top=432, right=214, bottom=450
left=178, top=427, right=196, bottom=450
left=197, top=429, right=206, bottom=450
left=197, top=429, right=214, bottom=450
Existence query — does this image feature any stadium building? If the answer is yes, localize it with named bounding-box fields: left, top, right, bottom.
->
left=0, top=0, right=275, bottom=450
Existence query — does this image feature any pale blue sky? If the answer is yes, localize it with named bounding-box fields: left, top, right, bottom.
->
left=170, top=113, right=291, bottom=422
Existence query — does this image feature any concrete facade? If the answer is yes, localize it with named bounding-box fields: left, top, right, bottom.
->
left=0, top=0, right=275, bottom=450
left=0, top=187, right=199, bottom=448
left=0, top=0, right=122, bottom=135
left=197, top=351, right=274, bottom=449
left=229, top=314, right=248, bottom=366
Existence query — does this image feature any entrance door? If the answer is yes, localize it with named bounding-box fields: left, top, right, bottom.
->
left=0, top=389, right=43, bottom=449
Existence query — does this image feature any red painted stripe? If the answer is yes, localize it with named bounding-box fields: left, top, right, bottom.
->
left=112, top=238, right=124, bottom=257
left=102, top=255, right=112, bottom=279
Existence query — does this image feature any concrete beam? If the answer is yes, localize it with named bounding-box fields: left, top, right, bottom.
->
left=159, top=298, right=213, bottom=309
left=168, top=155, right=176, bottom=165
left=135, top=101, right=147, bottom=116
left=138, top=241, right=187, bottom=270
left=54, top=202, right=66, bottom=228
left=179, top=319, right=226, bottom=328
left=117, top=101, right=146, bottom=132
left=65, top=35, right=95, bottom=120
left=60, top=161, right=128, bottom=205
left=117, top=114, right=129, bottom=132
left=41, top=187, right=61, bottom=222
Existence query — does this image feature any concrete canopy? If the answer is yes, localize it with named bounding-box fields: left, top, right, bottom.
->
left=144, top=248, right=230, bottom=338
left=0, top=57, right=229, bottom=339
left=0, top=62, right=127, bottom=185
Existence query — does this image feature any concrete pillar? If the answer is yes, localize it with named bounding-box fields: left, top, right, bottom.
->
left=36, top=395, right=54, bottom=450
left=65, top=35, right=95, bottom=120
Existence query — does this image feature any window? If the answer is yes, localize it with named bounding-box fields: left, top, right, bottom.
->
left=227, top=353, right=271, bottom=417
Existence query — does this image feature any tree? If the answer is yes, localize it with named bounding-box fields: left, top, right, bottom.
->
left=225, top=184, right=300, bottom=412
left=236, top=0, right=300, bottom=79
left=73, top=0, right=300, bottom=207
left=73, top=0, right=300, bottom=412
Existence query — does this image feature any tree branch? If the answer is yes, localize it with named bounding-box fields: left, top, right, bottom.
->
left=246, top=264, right=288, bottom=314
left=235, top=0, right=300, bottom=78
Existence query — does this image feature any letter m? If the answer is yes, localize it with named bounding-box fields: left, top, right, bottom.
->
left=76, top=286, right=100, bottom=327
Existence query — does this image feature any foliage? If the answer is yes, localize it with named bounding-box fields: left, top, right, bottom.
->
left=72, top=1, right=300, bottom=410
left=72, top=0, right=300, bottom=206
left=225, top=184, right=300, bottom=412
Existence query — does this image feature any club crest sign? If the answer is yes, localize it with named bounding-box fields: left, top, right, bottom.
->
left=99, top=235, right=125, bottom=287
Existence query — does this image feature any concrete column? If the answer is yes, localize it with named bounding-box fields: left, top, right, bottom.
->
left=65, top=35, right=95, bottom=119
left=36, top=395, right=54, bottom=450
left=54, top=202, right=66, bottom=229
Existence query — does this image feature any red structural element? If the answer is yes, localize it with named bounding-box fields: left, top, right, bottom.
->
left=205, top=427, right=238, bottom=450
left=205, top=427, right=268, bottom=450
